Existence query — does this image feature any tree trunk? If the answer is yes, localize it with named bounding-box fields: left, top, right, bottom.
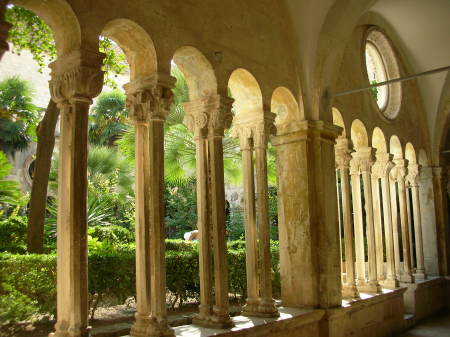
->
left=27, top=100, right=59, bottom=253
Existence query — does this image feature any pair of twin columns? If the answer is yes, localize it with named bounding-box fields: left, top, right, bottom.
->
left=335, top=138, right=426, bottom=299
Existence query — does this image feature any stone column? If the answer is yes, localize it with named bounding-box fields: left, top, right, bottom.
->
left=48, top=49, right=104, bottom=337
left=407, top=164, right=427, bottom=280
left=432, top=167, right=450, bottom=276
left=373, top=152, right=398, bottom=289
left=357, top=148, right=381, bottom=293
left=391, top=159, right=414, bottom=283
left=254, top=119, right=278, bottom=317
left=185, top=95, right=233, bottom=328
left=350, top=157, right=366, bottom=288
left=125, top=74, right=175, bottom=337
left=0, top=4, right=11, bottom=60
left=371, top=158, right=385, bottom=283
left=272, top=120, right=342, bottom=308
left=390, top=178, right=402, bottom=279
left=335, top=138, right=359, bottom=298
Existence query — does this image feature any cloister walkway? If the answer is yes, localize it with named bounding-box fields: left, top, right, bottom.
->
left=400, top=311, right=450, bottom=337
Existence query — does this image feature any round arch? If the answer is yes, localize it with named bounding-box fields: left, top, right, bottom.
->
left=351, top=119, right=369, bottom=150
left=332, top=107, right=346, bottom=137
left=418, top=149, right=429, bottom=166
left=228, top=68, right=263, bottom=121
left=389, top=135, right=403, bottom=159
left=11, top=0, right=81, bottom=56
left=271, top=87, right=301, bottom=126
left=173, top=46, right=217, bottom=100
left=372, top=127, right=387, bottom=153
left=102, top=19, right=157, bottom=80
left=405, top=142, right=417, bottom=164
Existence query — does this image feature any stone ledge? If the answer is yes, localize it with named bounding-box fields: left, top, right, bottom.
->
left=173, top=307, right=324, bottom=337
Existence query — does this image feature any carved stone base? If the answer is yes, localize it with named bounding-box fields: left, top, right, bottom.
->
left=146, top=318, right=174, bottom=337
left=358, top=280, right=382, bottom=294
left=242, top=299, right=279, bottom=318
left=129, top=314, right=150, bottom=337
left=342, top=284, right=360, bottom=298
left=381, top=278, right=399, bottom=289
left=400, top=273, right=415, bottom=283
left=192, top=314, right=234, bottom=329
left=414, top=271, right=427, bottom=281
left=49, top=325, right=91, bottom=337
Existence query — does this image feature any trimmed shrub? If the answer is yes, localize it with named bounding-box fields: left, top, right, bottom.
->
left=0, top=240, right=281, bottom=324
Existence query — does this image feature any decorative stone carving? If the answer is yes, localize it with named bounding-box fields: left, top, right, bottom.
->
left=49, top=49, right=104, bottom=106
left=406, top=163, right=420, bottom=187
left=125, top=75, right=175, bottom=124
left=371, top=152, right=394, bottom=179
left=335, top=138, right=352, bottom=170
left=349, top=147, right=374, bottom=175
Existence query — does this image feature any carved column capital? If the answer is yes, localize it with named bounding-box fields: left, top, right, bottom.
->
left=184, top=94, right=234, bottom=138
left=49, top=49, right=104, bottom=107
left=390, top=158, right=409, bottom=182
left=371, top=152, right=394, bottom=179
left=349, top=147, right=374, bottom=175
left=406, top=163, right=420, bottom=187
left=124, top=74, right=175, bottom=124
left=231, top=110, right=276, bottom=149
left=335, top=137, right=352, bottom=170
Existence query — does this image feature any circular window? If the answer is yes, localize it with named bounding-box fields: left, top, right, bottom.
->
left=364, top=29, right=401, bottom=120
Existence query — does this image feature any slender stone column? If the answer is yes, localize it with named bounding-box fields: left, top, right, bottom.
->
left=232, top=113, right=278, bottom=317
left=0, top=5, right=11, bottom=60
left=407, top=164, right=427, bottom=280
left=184, top=95, right=233, bottom=328
left=254, top=120, right=278, bottom=317
left=272, top=120, right=342, bottom=308
left=391, top=159, right=414, bottom=283
left=350, top=158, right=366, bottom=288
left=184, top=99, right=213, bottom=323
left=432, top=167, right=450, bottom=276
left=237, top=129, right=260, bottom=314
left=48, top=49, right=104, bottom=337
left=125, top=74, right=175, bottom=337
left=373, top=152, right=398, bottom=288
left=371, top=167, right=385, bottom=283
left=406, top=190, right=415, bottom=268
left=390, top=179, right=402, bottom=279
left=335, top=138, right=359, bottom=298
left=359, top=147, right=381, bottom=293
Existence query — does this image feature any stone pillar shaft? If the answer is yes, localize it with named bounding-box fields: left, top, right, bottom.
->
left=390, top=180, right=402, bottom=278
left=371, top=177, right=385, bottom=281
left=125, top=75, right=175, bottom=337
left=48, top=49, right=104, bottom=337
left=350, top=171, right=366, bottom=286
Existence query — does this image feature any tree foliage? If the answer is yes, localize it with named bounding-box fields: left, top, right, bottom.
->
left=0, top=76, right=39, bottom=154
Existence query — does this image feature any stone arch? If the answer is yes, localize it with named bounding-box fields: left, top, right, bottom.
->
left=350, top=119, right=368, bottom=150
left=11, top=0, right=81, bottom=56
left=172, top=46, right=217, bottom=100
left=102, top=19, right=157, bottom=80
left=271, top=87, right=301, bottom=126
left=405, top=142, right=417, bottom=164
left=228, top=68, right=263, bottom=120
left=389, top=135, right=403, bottom=159
left=332, top=107, right=346, bottom=137
left=418, top=149, right=429, bottom=166
left=372, top=127, right=387, bottom=153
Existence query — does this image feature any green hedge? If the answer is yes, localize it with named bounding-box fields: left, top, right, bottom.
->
left=0, top=240, right=280, bottom=324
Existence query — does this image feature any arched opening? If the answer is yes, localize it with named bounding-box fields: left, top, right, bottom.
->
left=229, top=68, right=263, bottom=122
left=271, top=86, right=301, bottom=128
left=389, top=135, right=403, bottom=159
left=332, top=107, right=346, bottom=137
left=350, top=119, right=369, bottom=150
left=372, top=127, right=387, bottom=153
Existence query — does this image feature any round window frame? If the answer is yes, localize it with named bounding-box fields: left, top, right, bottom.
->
left=363, top=28, right=402, bottom=121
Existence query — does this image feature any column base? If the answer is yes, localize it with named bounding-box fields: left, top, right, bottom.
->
left=145, top=318, right=174, bottom=337
left=49, top=325, right=91, bottom=337
left=192, top=314, right=234, bottom=329
left=357, top=280, right=382, bottom=294
left=380, top=278, right=399, bottom=289
left=130, top=314, right=150, bottom=337
left=242, top=299, right=279, bottom=318
left=400, top=273, right=415, bottom=283
left=342, top=284, right=360, bottom=298
left=414, top=272, right=427, bottom=281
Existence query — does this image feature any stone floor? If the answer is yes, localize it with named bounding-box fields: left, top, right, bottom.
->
left=400, top=311, right=450, bottom=337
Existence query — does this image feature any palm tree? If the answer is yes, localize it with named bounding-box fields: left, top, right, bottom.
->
left=89, top=90, right=128, bottom=147
left=0, top=151, right=23, bottom=206
left=0, top=76, right=39, bottom=155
